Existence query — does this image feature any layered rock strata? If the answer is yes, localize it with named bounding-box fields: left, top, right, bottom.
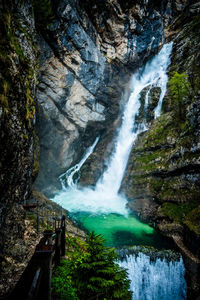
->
left=122, top=4, right=200, bottom=298
left=35, top=0, right=175, bottom=195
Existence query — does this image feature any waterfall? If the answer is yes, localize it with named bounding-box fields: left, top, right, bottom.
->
left=53, top=42, right=173, bottom=215
left=118, top=252, right=187, bottom=300
left=96, top=42, right=172, bottom=194
left=59, top=136, right=100, bottom=189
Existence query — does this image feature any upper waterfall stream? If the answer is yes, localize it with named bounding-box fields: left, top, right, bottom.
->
left=52, top=43, right=186, bottom=299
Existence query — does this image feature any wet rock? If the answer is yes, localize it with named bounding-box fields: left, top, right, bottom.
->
left=0, top=0, right=38, bottom=296
left=122, top=6, right=200, bottom=287
left=117, top=245, right=182, bottom=262
left=35, top=0, right=181, bottom=194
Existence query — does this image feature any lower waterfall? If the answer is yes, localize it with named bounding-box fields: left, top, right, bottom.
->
left=118, top=252, right=187, bottom=300
left=52, top=42, right=187, bottom=299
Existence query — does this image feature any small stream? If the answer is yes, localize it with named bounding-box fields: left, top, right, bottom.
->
left=52, top=42, right=187, bottom=299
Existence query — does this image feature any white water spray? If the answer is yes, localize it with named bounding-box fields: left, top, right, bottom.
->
left=119, top=252, right=187, bottom=300
left=53, top=42, right=172, bottom=215
left=59, top=136, right=100, bottom=189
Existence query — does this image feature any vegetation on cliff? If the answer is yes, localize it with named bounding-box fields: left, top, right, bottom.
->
left=0, top=1, right=40, bottom=294
left=123, top=9, right=200, bottom=239
left=32, top=0, right=54, bottom=31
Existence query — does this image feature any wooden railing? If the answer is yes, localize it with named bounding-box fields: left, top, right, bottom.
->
left=3, top=216, right=66, bottom=300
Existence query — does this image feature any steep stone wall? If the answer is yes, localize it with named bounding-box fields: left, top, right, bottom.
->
left=0, top=0, right=38, bottom=295
left=36, top=0, right=185, bottom=194
left=122, top=1, right=200, bottom=232
left=121, top=4, right=200, bottom=297
left=122, top=1, right=200, bottom=299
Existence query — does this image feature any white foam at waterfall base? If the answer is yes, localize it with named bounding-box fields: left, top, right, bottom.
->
left=119, top=253, right=187, bottom=300
left=52, top=42, right=173, bottom=215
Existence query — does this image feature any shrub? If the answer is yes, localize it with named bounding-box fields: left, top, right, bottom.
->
left=52, top=260, right=79, bottom=300
left=168, top=71, right=191, bottom=120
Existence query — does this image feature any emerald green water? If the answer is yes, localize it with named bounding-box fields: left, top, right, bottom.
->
left=71, top=212, right=172, bottom=249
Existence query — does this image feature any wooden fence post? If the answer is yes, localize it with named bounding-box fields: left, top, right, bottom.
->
left=35, top=230, right=54, bottom=300
left=54, top=229, right=61, bottom=266
left=34, top=250, right=53, bottom=300
left=61, top=215, right=66, bottom=257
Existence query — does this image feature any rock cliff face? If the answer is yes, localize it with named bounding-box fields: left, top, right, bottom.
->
left=122, top=1, right=200, bottom=237
left=121, top=3, right=200, bottom=297
left=34, top=0, right=176, bottom=196
left=0, top=0, right=39, bottom=295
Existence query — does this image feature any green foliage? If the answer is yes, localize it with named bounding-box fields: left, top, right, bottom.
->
left=52, top=260, right=79, bottom=300
left=168, top=72, right=191, bottom=120
left=0, top=10, right=37, bottom=123
left=33, top=0, right=54, bottom=31
left=52, top=233, right=132, bottom=300
left=72, top=232, right=132, bottom=300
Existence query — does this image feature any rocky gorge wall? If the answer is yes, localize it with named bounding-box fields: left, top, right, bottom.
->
left=0, top=0, right=199, bottom=297
left=0, top=0, right=39, bottom=295
left=122, top=1, right=200, bottom=245
left=34, top=0, right=180, bottom=196
left=121, top=2, right=200, bottom=298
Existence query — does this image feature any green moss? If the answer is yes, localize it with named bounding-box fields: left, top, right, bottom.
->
left=184, top=205, right=200, bottom=234
left=25, top=86, right=36, bottom=121
left=136, top=149, right=166, bottom=166
left=149, top=177, right=164, bottom=193
left=162, top=200, right=199, bottom=224
left=0, top=10, right=37, bottom=121
left=0, top=80, right=9, bottom=112
left=26, top=212, right=38, bottom=229
left=141, top=113, right=175, bottom=149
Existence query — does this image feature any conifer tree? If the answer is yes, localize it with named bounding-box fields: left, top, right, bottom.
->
left=72, top=232, right=132, bottom=300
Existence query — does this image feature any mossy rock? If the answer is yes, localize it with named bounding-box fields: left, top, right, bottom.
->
left=184, top=205, right=200, bottom=235
left=161, top=200, right=200, bottom=232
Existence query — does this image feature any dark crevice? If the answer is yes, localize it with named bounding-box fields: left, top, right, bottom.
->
left=151, top=164, right=200, bottom=178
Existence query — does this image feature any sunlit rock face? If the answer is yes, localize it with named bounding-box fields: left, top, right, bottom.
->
left=35, top=0, right=183, bottom=196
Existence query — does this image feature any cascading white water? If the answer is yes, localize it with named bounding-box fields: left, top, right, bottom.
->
left=96, top=42, right=173, bottom=194
left=59, top=136, right=100, bottom=189
left=53, top=42, right=173, bottom=215
left=119, top=253, right=187, bottom=300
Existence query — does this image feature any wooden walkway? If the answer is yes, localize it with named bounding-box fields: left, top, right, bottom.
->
left=1, top=216, right=66, bottom=300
